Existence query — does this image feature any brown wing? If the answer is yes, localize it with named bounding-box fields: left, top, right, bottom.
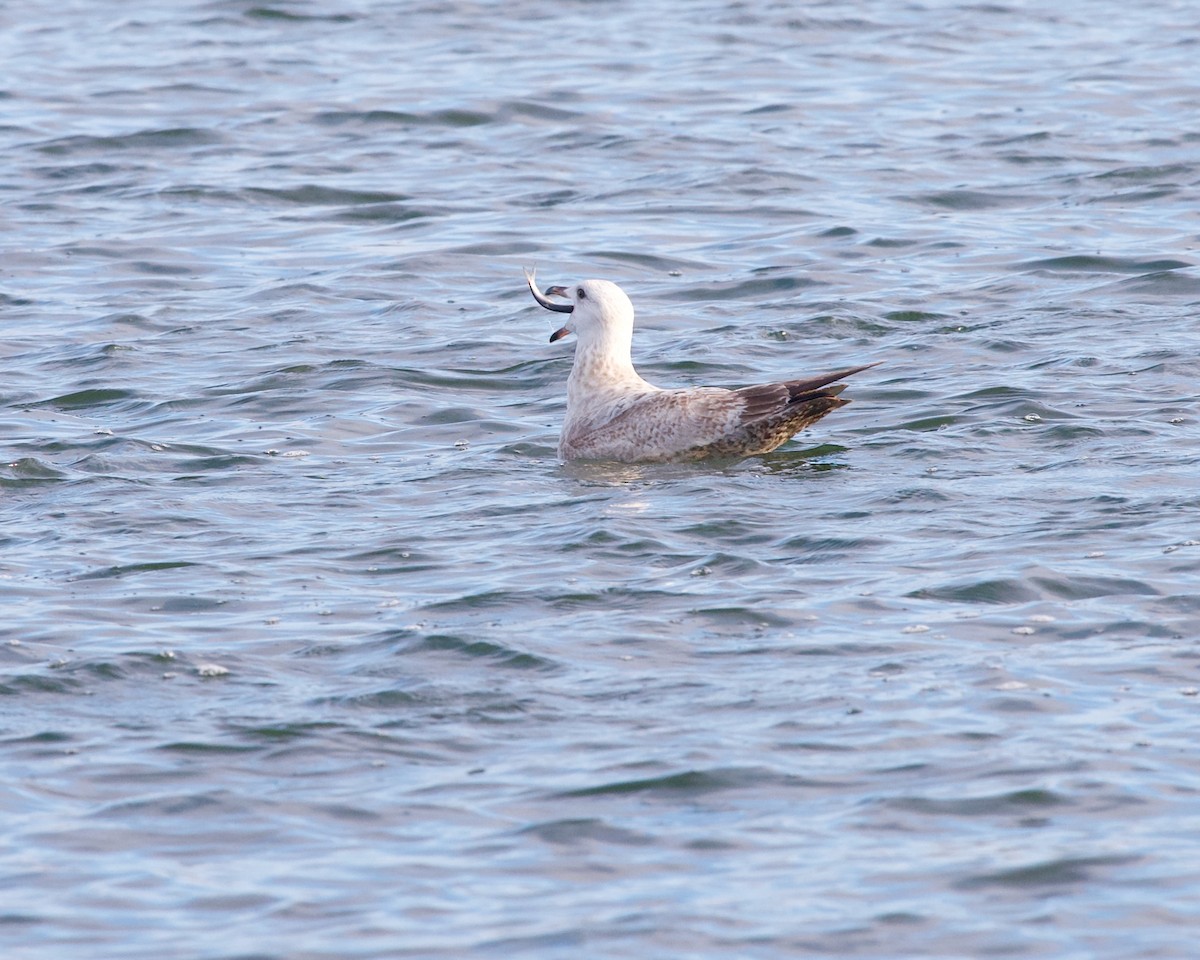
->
left=734, top=362, right=879, bottom=426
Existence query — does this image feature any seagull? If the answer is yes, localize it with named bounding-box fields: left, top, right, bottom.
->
left=525, top=269, right=876, bottom=462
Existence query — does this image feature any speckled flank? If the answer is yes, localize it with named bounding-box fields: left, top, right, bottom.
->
left=683, top=395, right=851, bottom=460
left=531, top=276, right=875, bottom=463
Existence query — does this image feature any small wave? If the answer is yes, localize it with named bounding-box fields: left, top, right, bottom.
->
left=34, top=388, right=137, bottom=411
left=890, top=788, right=1069, bottom=816
left=71, top=561, right=203, bottom=582
left=244, top=6, right=356, bottom=22
left=557, top=767, right=789, bottom=799
left=517, top=817, right=649, bottom=846
left=245, top=184, right=411, bottom=205
left=313, top=108, right=491, bottom=127
left=956, top=855, right=1137, bottom=890
left=1017, top=255, right=1191, bottom=274
left=36, top=128, right=222, bottom=156
left=672, top=275, right=824, bottom=302
left=408, top=633, right=557, bottom=671
left=902, top=189, right=1036, bottom=210
left=911, top=570, right=1159, bottom=604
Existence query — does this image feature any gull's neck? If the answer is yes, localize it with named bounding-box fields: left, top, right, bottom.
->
left=567, top=325, right=655, bottom=403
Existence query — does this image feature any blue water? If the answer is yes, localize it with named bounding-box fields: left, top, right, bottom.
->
left=3, top=2, right=1199, bottom=957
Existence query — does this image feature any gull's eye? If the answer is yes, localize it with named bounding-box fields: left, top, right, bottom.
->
left=577, top=287, right=587, bottom=300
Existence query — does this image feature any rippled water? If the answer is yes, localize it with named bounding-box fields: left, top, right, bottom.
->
left=3, top=1, right=1199, bottom=957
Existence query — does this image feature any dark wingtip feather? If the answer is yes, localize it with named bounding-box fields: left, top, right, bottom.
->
left=734, top=361, right=876, bottom=426
left=782, top=361, right=880, bottom=398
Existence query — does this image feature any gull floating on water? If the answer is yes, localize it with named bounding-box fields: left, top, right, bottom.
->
left=525, top=269, right=876, bottom=462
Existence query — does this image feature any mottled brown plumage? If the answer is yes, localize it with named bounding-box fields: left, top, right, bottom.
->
left=525, top=270, right=876, bottom=462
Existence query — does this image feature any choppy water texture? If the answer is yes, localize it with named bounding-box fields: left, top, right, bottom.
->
left=3, top=1, right=1199, bottom=957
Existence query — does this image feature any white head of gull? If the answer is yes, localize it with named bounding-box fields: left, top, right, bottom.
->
left=525, top=268, right=876, bottom=463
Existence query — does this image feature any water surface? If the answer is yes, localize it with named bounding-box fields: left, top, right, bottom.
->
left=2, top=1, right=1199, bottom=957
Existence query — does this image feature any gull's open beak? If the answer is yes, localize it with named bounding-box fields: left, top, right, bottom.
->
left=524, top=268, right=574, bottom=343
